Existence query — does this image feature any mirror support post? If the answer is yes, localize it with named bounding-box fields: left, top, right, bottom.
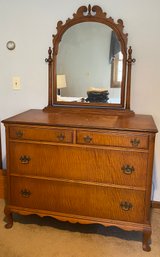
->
left=45, top=47, right=53, bottom=107
left=126, top=47, right=136, bottom=109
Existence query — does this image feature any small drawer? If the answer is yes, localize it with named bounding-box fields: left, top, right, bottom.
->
left=76, top=130, right=149, bottom=149
left=9, top=126, right=73, bottom=144
left=10, top=176, right=145, bottom=223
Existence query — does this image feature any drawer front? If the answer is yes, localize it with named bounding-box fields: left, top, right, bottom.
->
left=77, top=130, right=149, bottom=149
left=10, top=142, right=148, bottom=187
left=10, top=177, right=145, bottom=223
left=9, top=126, right=73, bottom=143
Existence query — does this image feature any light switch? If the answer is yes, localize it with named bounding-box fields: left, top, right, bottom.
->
left=12, top=76, right=21, bottom=90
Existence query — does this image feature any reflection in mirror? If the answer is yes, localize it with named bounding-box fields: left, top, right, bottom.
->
left=110, top=31, right=123, bottom=88
left=57, top=22, right=123, bottom=104
left=57, top=74, right=67, bottom=95
left=110, top=51, right=123, bottom=88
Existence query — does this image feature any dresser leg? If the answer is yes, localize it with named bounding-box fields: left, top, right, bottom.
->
left=4, top=206, right=13, bottom=229
left=142, top=229, right=151, bottom=251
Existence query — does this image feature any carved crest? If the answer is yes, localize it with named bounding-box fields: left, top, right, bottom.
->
left=53, top=5, right=128, bottom=54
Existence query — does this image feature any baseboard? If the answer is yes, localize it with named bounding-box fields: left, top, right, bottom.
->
left=151, top=201, right=160, bottom=209
left=0, top=169, right=6, bottom=199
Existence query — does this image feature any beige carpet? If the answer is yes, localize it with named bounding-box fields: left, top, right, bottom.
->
left=0, top=200, right=160, bottom=257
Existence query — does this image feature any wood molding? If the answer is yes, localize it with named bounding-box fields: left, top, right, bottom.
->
left=0, top=169, right=7, bottom=199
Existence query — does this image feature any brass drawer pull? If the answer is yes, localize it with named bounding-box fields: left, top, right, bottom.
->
left=57, top=133, right=65, bottom=141
left=120, top=201, right=133, bottom=211
left=16, top=131, right=23, bottom=138
left=121, top=165, right=135, bottom=175
left=130, top=138, right=140, bottom=147
left=20, top=189, right=31, bottom=198
left=20, top=155, right=31, bottom=164
left=84, top=135, right=92, bottom=143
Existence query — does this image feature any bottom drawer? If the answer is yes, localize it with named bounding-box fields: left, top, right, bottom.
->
left=10, top=176, right=145, bottom=223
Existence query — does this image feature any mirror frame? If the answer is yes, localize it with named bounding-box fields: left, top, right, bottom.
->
left=44, top=5, right=135, bottom=113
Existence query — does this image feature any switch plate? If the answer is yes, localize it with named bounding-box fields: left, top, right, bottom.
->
left=12, top=77, right=21, bottom=90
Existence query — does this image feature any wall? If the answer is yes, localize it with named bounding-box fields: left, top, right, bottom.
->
left=0, top=0, right=160, bottom=200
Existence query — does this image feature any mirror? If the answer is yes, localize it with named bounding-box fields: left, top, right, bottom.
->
left=57, top=22, right=122, bottom=104
left=44, top=5, right=135, bottom=112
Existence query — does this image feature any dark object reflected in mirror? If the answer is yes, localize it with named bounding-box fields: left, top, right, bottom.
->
left=86, top=89, right=109, bottom=103
left=44, top=5, right=135, bottom=115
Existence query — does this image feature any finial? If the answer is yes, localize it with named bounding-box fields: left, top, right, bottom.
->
left=45, top=47, right=53, bottom=63
left=88, top=4, right=91, bottom=15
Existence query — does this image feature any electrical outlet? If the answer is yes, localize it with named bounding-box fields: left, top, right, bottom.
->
left=12, top=77, right=21, bottom=90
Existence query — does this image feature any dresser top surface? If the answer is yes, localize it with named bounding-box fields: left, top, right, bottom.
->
left=2, top=109, right=158, bottom=133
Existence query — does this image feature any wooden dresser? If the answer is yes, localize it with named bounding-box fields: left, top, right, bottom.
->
left=2, top=109, right=157, bottom=251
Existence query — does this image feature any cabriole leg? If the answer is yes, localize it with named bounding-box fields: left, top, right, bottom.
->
left=142, top=228, right=151, bottom=251
left=4, top=206, right=13, bottom=229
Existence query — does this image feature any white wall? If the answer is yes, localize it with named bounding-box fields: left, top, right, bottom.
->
left=0, top=0, right=160, bottom=200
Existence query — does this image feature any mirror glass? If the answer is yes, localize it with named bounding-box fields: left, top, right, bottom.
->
left=56, top=22, right=123, bottom=104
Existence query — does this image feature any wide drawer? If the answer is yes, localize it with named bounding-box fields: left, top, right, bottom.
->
left=10, top=176, right=145, bottom=223
left=9, top=142, right=148, bottom=187
left=9, top=126, right=73, bottom=143
left=76, top=130, right=149, bottom=149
